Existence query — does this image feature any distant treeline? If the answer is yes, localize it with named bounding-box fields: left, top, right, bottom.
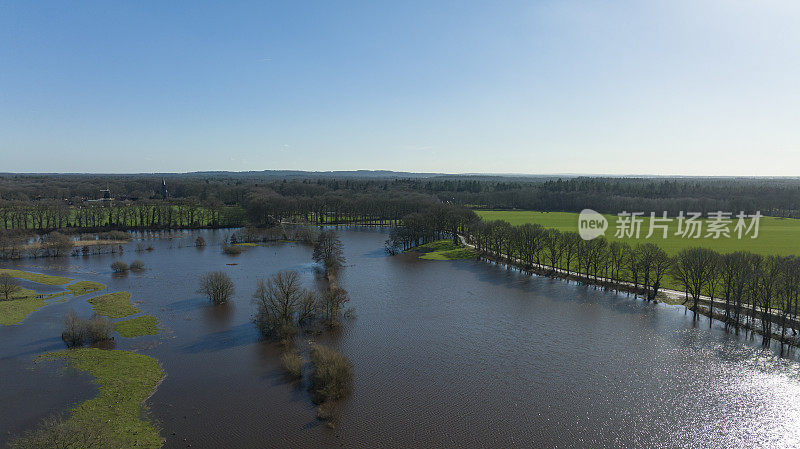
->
left=2, top=174, right=799, bottom=224
left=0, top=201, right=246, bottom=231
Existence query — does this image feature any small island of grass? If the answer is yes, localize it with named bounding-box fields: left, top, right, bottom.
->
left=410, top=240, right=476, bottom=260
left=114, top=315, right=160, bottom=338
left=88, top=291, right=140, bottom=318
left=31, top=348, right=165, bottom=449
left=67, top=280, right=106, bottom=296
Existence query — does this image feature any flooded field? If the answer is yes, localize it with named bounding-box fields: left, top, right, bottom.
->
left=2, top=228, right=799, bottom=448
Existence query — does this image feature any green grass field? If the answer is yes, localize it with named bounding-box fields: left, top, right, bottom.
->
left=475, top=211, right=800, bottom=256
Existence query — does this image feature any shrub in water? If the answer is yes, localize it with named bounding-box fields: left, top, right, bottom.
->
left=309, top=343, right=353, bottom=403
left=61, top=310, right=86, bottom=348
left=316, top=400, right=337, bottom=423
left=130, top=260, right=145, bottom=271
left=222, top=244, right=243, bottom=255
left=85, top=315, right=113, bottom=342
left=61, top=311, right=113, bottom=347
left=110, top=260, right=129, bottom=273
left=195, top=236, right=206, bottom=247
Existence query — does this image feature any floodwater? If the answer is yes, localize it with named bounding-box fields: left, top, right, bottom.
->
left=1, top=228, right=799, bottom=448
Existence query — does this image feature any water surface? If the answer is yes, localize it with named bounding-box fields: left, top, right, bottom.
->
left=1, top=228, right=798, bottom=448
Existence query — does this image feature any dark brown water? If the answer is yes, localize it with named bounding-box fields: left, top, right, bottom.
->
left=1, top=228, right=799, bottom=448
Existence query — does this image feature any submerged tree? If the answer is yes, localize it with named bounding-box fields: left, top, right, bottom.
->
left=253, top=270, right=314, bottom=340
left=313, top=230, right=346, bottom=275
left=198, top=271, right=235, bottom=305
left=320, top=286, right=350, bottom=328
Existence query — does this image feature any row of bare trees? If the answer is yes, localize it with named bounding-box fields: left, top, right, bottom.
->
left=0, top=199, right=243, bottom=231
left=386, top=213, right=800, bottom=347
left=464, top=219, right=800, bottom=346
left=243, top=190, right=452, bottom=228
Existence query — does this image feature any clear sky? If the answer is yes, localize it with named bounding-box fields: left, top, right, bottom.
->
left=1, top=1, right=799, bottom=175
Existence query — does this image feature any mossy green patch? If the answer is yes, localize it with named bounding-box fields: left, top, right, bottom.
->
left=234, top=242, right=259, bottom=246
left=67, top=280, right=106, bottom=296
left=41, top=348, right=165, bottom=449
left=409, top=240, right=476, bottom=260
left=114, top=315, right=160, bottom=338
left=0, top=268, right=71, bottom=285
left=88, top=291, right=140, bottom=318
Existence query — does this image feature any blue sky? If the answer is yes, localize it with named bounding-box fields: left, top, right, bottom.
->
left=1, top=1, right=798, bottom=175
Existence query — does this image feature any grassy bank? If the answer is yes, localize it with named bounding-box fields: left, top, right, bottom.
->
left=409, top=240, right=476, bottom=260
left=0, top=287, right=49, bottom=325
left=0, top=269, right=71, bottom=285
left=474, top=210, right=800, bottom=256
left=39, top=348, right=165, bottom=448
left=88, top=292, right=140, bottom=318
left=114, top=315, right=160, bottom=338
left=0, top=287, right=69, bottom=325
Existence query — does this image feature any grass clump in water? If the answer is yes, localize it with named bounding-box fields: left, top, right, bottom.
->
left=88, top=291, right=140, bottom=318
left=36, top=348, right=165, bottom=449
left=114, top=315, right=160, bottom=338
left=0, top=268, right=71, bottom=285
left=67, top=280, right=106, bottom=296
left=222, top=244, right=244, bottom=255
left=280, top=351, right=303, bottom=379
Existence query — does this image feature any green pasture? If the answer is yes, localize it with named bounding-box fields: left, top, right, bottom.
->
left=475, top=210, right=800, bottom=256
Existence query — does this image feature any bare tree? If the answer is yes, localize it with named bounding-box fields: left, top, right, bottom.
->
left=641, top=244, right=671, bottom=301
left=672, top=247, right=716, bottom=318
left=0, top=273, right=20, bottom=300
left=320, top=286, right=350, bottom=328
left=253, top=270, right=311, bottom=339
left=312, top=230, right=346, bottom=275
left=45, top=231, right=73, bottom=257
left=197, top=271, right=235, bottom=305
left=703, top=251, right=722, bottom=324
